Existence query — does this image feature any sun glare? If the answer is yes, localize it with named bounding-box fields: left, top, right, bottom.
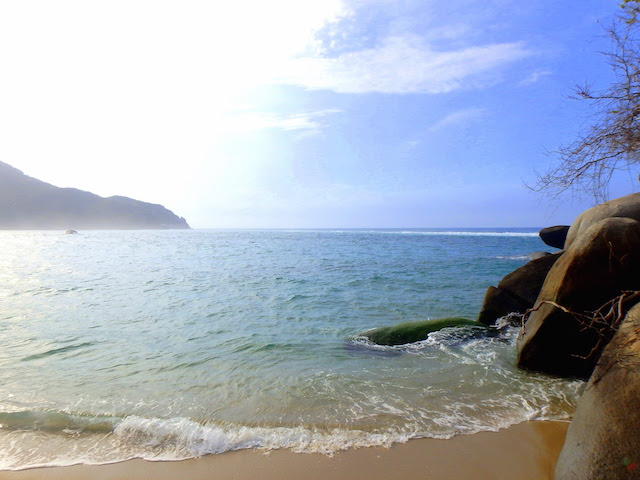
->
left=0, top=0, right=345, bottom=213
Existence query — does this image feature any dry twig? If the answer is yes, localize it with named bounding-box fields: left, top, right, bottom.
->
left=520, top=290, right=640, bottom=362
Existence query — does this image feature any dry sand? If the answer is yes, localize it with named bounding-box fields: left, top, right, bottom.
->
left=0, top=420, right=568, bottom=480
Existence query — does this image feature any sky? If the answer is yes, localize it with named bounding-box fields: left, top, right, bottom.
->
left=0, top=0, right=638, bottom=228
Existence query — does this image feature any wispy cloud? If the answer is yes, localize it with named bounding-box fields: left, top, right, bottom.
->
left=278, top=34, right=533, bottom=94
left=428, top=107, right=486, bottom=132
left=519, top=69, right=552, bottom=86
left=225, top=109, right=342, bottom=135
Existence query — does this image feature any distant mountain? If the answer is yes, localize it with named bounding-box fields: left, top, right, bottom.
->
left=0, top=161, right=190, bottom=229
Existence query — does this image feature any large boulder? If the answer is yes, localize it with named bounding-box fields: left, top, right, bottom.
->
left=517, top=217, right=640, bottom=379
left=478, top=253, right=562, bottom=325
left=555, top=302, right=640, bottom=480
left=565, top=192, right=640, bottom=249
left=539, top=225, right=569, bottom=249
left=362, top=317, right=484, bottom=346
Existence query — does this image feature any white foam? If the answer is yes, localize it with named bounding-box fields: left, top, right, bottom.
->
left=113, top=416, right=413, bottom=458
left=311, top=230, right=539, bottom=237
left=0, top=393, right=582, bottom=471
left=397, top=231, right=538, bottom=237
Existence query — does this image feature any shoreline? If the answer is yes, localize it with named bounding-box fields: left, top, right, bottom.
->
left=0, top=420, right=569, bottom=480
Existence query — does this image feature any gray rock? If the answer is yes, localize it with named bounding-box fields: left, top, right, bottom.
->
left=478, top=286, right=528, bottom=326
left=539, top=225, right=569, bottom=249
left=517, top=217, right=640, bottom=378
left=478, top=253, right=562, bottom=325
left=555, top=302, right=640, bottom=480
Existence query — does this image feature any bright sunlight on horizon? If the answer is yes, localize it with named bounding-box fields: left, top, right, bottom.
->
left=0, top=0, right=636, bottom=228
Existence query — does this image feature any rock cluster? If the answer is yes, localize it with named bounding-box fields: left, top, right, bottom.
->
left=555, top=302, right=640, bottom=480
left=481, top=192, right=640, bottom=479
left=359, top=193, right=640, bottom=477
left=518, top=217, right=640, bottom=378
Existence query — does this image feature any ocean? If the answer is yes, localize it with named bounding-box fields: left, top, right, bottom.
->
left=0, top=229, right=583, bottom=469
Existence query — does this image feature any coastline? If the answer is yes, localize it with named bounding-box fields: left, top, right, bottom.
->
left=0, top=420, right=568, bottom=480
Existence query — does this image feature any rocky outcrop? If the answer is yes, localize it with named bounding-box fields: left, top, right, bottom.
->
left=538, top=225, right=569, bottom=249
left=555, top=302, right=640, bottom=480
left=0, top=161, right=190, bottom=229
left=362, top=318, right=484, bottom=346
left=565, top=192, right=640, bottom=248
left=478, top=253, right=562, bottom=325
left=476, top=193, right=640, bottom=477
left=517, top=217, right=640, bottom=379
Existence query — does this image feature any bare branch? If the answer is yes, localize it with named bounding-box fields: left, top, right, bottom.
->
left=532, top=2, right=640, bottom=199
left=520, top=291, right=640, bottom=368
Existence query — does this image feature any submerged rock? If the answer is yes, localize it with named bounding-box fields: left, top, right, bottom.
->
left=539, top=225, right=569, bottom=249
left=343, top=341, right=403, bottom=357
left=517, top=217, right=640, bottom=379
left=565, top=192, right=640, bottom=248
left=528, top=251, right=552, bottom=260
left=555, top=302, right=640, bottom=480
left=478, top=252, right=562, bottom=326
left=362, top=317, right=484, bottom=346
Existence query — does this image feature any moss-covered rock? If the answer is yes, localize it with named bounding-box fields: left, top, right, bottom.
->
left=362, top=317, right=485, bottom=346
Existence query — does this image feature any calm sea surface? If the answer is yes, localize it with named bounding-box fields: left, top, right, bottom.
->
left=0, top=229, right=582, bottom=469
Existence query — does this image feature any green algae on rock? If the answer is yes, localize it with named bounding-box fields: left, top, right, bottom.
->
left=363, top=317, right=485, bottom=346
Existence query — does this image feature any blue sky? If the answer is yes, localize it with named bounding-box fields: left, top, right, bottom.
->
left=0, top=0, right=637, bottom=228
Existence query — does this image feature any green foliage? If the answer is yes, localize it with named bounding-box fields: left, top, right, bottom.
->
left=622, top=0, right=640, bottom=24
left=363, top=317, right=485, bottom=346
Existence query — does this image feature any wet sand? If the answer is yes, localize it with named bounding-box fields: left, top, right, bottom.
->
left=0, top=420, right=568, bottom=480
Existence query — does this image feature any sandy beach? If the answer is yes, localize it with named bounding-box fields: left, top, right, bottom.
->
left=0, top=420, right=568, bottom=480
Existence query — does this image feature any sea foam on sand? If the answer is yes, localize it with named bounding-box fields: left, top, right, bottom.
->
left=0, top=421, right=569, bottom=480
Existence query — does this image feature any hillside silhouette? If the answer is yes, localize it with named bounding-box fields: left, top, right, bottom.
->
left=0, top=162, right=190, bottom=229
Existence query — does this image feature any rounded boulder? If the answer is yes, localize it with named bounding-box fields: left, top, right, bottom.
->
left=555, top=302, right=640, bottom=479
left=517, top=217, right=640, bottom=378
left=565, top=192, right=640, bottom=249
left=538, top=225, right=569, bottom=249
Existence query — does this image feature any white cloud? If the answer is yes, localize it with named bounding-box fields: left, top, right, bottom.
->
left=428, top=108, right=486, bottom=132
left=224, top=109, right=342, bottom=135
left=278, top=34, right=533, bottom=94
left=0, top=0, right=347, bottom=202
left=519, top=70, right=552, bottom=86
left=0, top=0, right=541, bottom=227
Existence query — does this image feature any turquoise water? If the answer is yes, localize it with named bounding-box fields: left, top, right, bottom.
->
left=0, top=229, right=582, bottom=469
